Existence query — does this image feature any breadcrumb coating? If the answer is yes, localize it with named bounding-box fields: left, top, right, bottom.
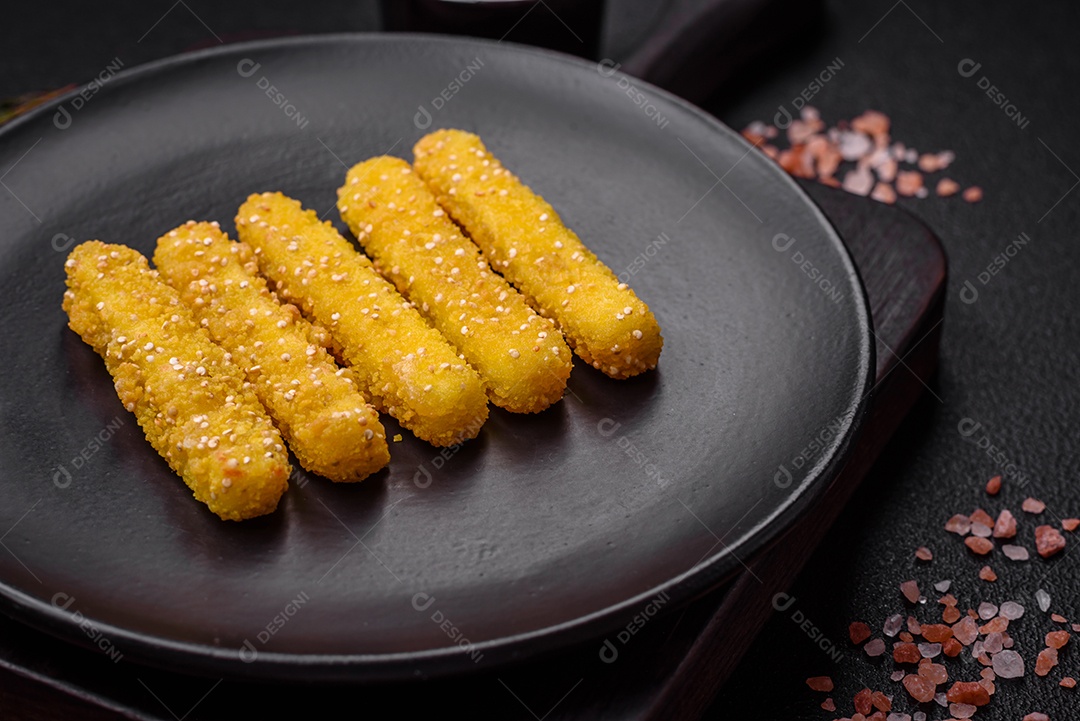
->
left=338, top=156, right=572, bottom=413
left=236, top=192, right=489, bottom=446
left=153, top=221, right=390, bottom=482
left=62, top=241, right=289, bottom=521
left=413, top=129, right=663, bottom=379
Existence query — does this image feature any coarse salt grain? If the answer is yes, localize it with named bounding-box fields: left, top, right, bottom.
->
left=1036, top=588, right=1051, bottom=612
left=1002, top=544, right=1030, bottom=561
left=1022, top=497, right=1047, bottom=513
left=1035, top=525, right=1066, bottom=558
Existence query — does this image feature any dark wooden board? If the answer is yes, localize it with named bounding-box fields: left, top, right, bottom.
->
left=0, top=180, right=945, bottom=720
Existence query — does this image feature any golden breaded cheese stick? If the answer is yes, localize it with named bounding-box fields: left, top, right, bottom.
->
left=62, top=241, right=289, bottom=521
left=338, top=157, right=572, bottom=413
left=153, top=221, right=390, bottom=482
left=413, top=129, right=663, bottom=379
left=236, top=192, right=489, bottom=446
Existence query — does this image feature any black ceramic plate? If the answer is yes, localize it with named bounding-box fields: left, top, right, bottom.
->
left=0, top=35, right=872, bottom=681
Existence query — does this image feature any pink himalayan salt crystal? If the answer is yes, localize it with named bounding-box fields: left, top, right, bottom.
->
left=970, top=508, right=994, bottom=527
left=876, top=157, right=898, bottom=182
left=842, top=167, right=874, bottom=196
left=913, top=714, right=926, bottom=721
left=918, top=642, right=942, bottom=658
left=850, top=621, right=872, bottom=644
left=970, top=522, right=993, bottom=538
left=1036, top=525, right=1067, bottom=558
left=890, top=670, right=906, bottom=682
left=852, top=110, right=890, bottom=138
left=962, top=186, right=983, bottom=203
left=865, top=637, right=887, bottom=656
left=1023, top=497, right=1046, bottom=513
left=978, top=602, right=999, bottom=620
left=984, top=631, right=1004, bottom=654
left=933, top=580, right=951, bottom=592
left=837, top=130, right=873, bottom=160
left=1046, top=630, right=1070, bottom=649
left=994, top=509, right=1017, bottom=538
left=950, top=702, right=977, bottom=719
left=919, top=663, right=949, bottom=685
left=919, top=152, right=955, bottom=172
left=1037, top=588, right=1051, bottom=612
left=871, top=182, right=897, bottom=204
left=1003, top=544, right=1030, bottom=561
left=886, top=714, right=911, bottom=721
left=918, top=153, right=943, bottom=172
left=787, top=119, right=817, bottom=145
left=900, top=580, right=920, bottom=603
left=993, top=649, right=1025, bottom=678
left=902, top=673, right=936, bottom=703
left=945, top=514, right=971, bottom=535
left=1023, top=714, right=1049, bottom=721
left=870, top=690, right=891, bottom=712
left=936, top=178, right=960, bottom=196
left=855, top=686, right=872, bottom=716
left=1063, top=518, right=1080, bottom=531
left=820, top=698, right=835, bottom=712
left=1035, top=647, right=1059, bottom=676
left=864, top=144, right=889, bottom=165
left=884, top=613, right=904, bottom=637
left=742, top=120, right=773, bottom=139
left=965, top=536, right=993, bottom=554
left=921, top=624, right=953, bottom=643
left=1000, top=601, right=1025, bottom=619
left=953, top=616, right=979, bottom=645
left=895, top=170, right=924, bottom=197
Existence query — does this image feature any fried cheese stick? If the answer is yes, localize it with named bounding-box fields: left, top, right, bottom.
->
left=413, top=129, right=663, bottom=379
left=63, top=241, right=289, bottom=521
left=153, top=221, right=390, bottom=482
left=338, top=157, right=572, bottom=413
left=236, top=192, right=489, bottom=446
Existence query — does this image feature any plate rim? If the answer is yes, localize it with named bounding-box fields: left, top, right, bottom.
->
left=0, top=32, right=875, bottom=681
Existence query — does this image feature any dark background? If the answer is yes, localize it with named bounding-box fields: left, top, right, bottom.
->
left=1, top=1, right=1078, bottom=719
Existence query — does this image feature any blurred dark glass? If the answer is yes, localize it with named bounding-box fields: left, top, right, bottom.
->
left=380, top=0, right=605, bottom=59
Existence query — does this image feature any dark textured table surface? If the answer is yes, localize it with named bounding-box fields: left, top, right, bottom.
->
left=2, top=1, right=1078, bottom=719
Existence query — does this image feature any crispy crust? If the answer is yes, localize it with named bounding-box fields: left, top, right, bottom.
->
left=413, top=129, right=663, bottom=379
left=153, top=221, right=390, bottom=482
left=338, top=156, right=571, bottom=413
left=236, top=192, right=489, bottom=446
left=62, top=241, right=289, bottom=521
